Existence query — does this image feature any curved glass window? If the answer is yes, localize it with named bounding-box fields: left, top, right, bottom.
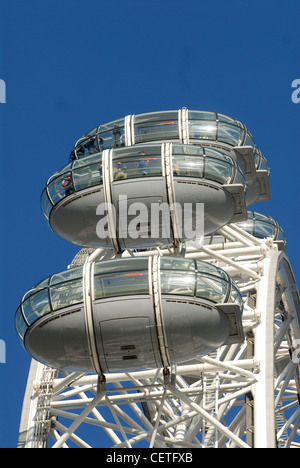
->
left=188, top=111, right=245, bottom=147
left=189, top=113, right=217, bottom=141
left=160, top=257, right=243, bottom=307
left=69, top=110, right=266, bottom=173
left=71, top=118, right=125, bottom=160
left=236, top=211, right=287, bottom=244
left=94, top=257, right=149, bottom=299
left=172, top=145, right=204, bottom=178
left=112, top=145, right=162, bottom=181
left=41, top=143, right=247, bottom=223
left=41, top=153, right=103, bottom=221
left=218, top=122, right=244, bottom=146
left=15, top=306, right=28, bottom=342
left=72, top=154, right=103, bottom=191
left=15, top=265, right=84, bottom=341
left=41, top=188, right=52, bottom=221
left=259, top=153, right=271, bottom=175
left=172, top=145, right=246, bottom=188
left=49, top=172, right=73, bottom=204
left=134, top=111, right=179, bottom=144
left=22, top=289, right=51, bottom=326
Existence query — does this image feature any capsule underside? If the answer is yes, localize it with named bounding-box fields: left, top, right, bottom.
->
left=49, top=178, right=244, bottom=249
left=24, top=296, right=234, bottom=373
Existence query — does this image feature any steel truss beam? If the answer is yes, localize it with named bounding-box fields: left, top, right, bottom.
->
left=17, top=225, right=300, bottom=448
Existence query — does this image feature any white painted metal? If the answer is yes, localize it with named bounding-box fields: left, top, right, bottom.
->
left=82, top=249, right=105, bottom=376
left=17, top=225, right=300, bottom=448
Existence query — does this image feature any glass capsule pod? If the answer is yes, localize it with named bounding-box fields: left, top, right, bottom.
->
left=15, top=256, right=244, bottom=373
left=41, top=143, right=247, bottom=250
left=204, top=211, right=287, bottom=247
left=235, top=211, right=287, bottom=245
left=69, top=109, right=271, bottom=205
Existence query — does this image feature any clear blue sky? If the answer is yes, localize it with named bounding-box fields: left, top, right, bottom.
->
left=0, top=0, right=299, bottom=448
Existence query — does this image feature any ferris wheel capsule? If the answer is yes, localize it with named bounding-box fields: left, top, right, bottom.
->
left=70, top=108, right=271, bottom=206
left=235, top=211, right=287, bottom=245
left=42, top=143, right=248, bottom=250
left=205, top=211, right=288, bottom=247
left=15, top=256, right=244, bottom=374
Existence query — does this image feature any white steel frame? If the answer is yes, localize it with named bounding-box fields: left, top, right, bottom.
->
left=17, top=225, right=300, bottom=448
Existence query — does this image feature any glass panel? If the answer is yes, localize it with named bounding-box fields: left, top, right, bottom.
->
left=160, top=257, right=195, bottom=271
left=217, top=123, right=244, bottom=146
left=97, top=118, right=125, bottom=149
left=73, top=162, right=102, bottom=191
left=189, top=120, right=217, bottom=141
left=112, top=145, right=162, bottom=180
left=235, top=166, right=246, bottom=187
left=235, top=220, right=254, bottom=236
left=253, top=149, right=261, bottom=168
left=277, top=228, right=287, bottom=244
left=41, top=188, right=52, bottom=220
left=75, top=142, right=87, bottom=159
left=161, top=271, right=195, bottom=297
left=50, top=278, right=83, bottom=311
left=218, top=113, right=243, bottom=127
left=204, top=148, right=229, bottom=159
left=172, top=145, right=205, bottom=177
left=23, top=277, right=50, bottom=301
left=172, top=153, right=204, bottom=179
left=50, top=266, right=83, bottom=286
left=48, top=173, right=73, bottom=205
left=196, top=273, right=228, bottom=303
left=94, top=269, right=149, bottom=299
left=254, top=220, right=276, bottom=239
left=230, top=284, right=243, bottom=308
left=135, top=111, right=178, bottom=124
left=196, top=260, right=228, bottom=280
left=72, top=152, right=100, bottom=170
left=83, top=135, right=100, bottom=156
left=94, top=257, right=148, bottom=276
left=134, top=111, right=179, bottom=143
left=189, top=111, right=216, bottom=121
left=205, top=156, right=233, bottom=184
left=173, top=144, right=205, bottom=157
left=15, top=307, right=27, bottom=340
left=259, top=154, right=270, bottom=174
left=245, top=132, right=256, bottom=151
left=22, top=289, right=51, bottom=325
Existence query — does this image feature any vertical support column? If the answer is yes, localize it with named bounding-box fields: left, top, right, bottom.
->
left=18, top=360, right=45, bottom=448
left=124, top=115, right=133, bottom=146
left=179, top=107, right=189, bottom=144
left=253, top=249, right=281, bottom=448
left=102, top=149, right=121, bottom=253
left=245, top=333, right=254, bottom=447
left=83, top=248, right=106, bottom=377
left=162, top=143, right=182, bottom=249
left=150, top=255, right=170, bottom=370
